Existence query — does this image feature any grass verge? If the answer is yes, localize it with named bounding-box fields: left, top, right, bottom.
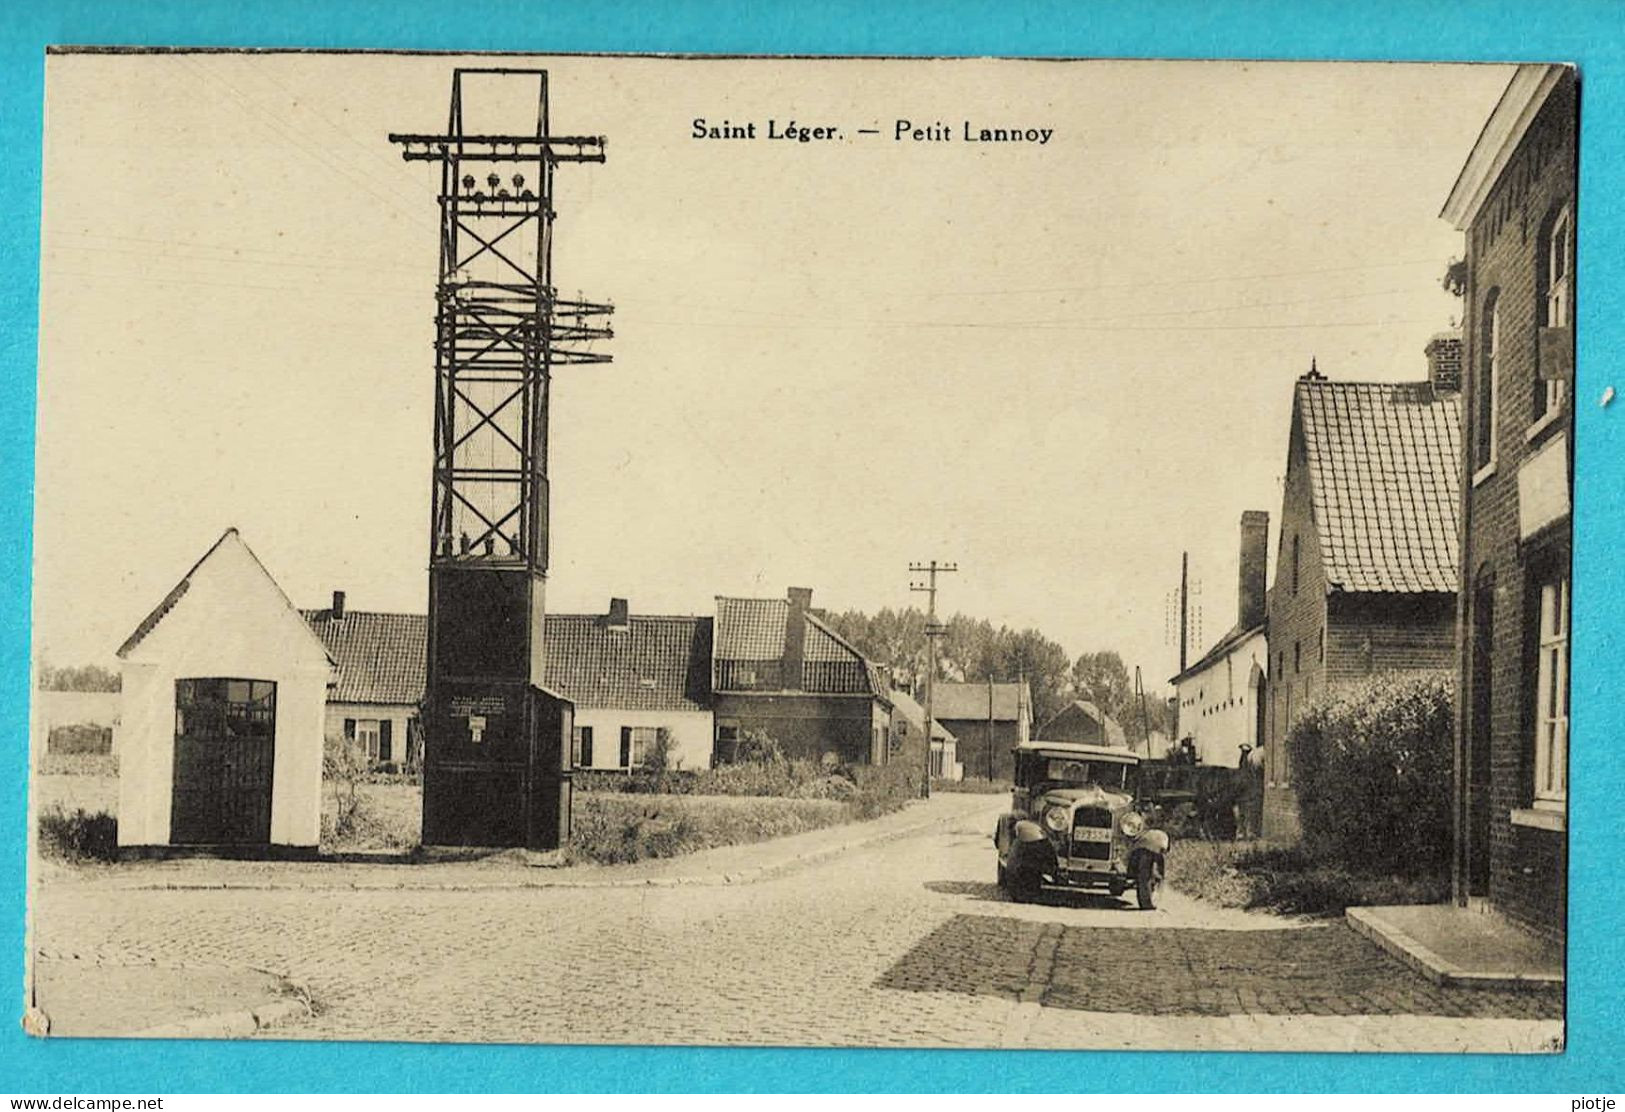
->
left=566, top=794, right=849, bottom=865
left=929, top=776, right=1009, bottom=795
left=318, top=782, right=871, bottom=864
left=1167, top=839, right=1449, bottom=916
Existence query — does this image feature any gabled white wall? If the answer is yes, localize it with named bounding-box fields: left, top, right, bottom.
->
left=1173, top=628, right=1269, bottom=769
left=117, top=533, right=332, bottom=848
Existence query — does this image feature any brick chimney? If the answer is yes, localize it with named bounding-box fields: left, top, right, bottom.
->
left=783, top=587, right=812, bottom=690
left=331, top=590, right=346, bottom=620
left=607, top=597, right=630, bottom=632
left=1425, top=331, right=1462, bottom=393
left=1238, top=511, right=1268, bottom=630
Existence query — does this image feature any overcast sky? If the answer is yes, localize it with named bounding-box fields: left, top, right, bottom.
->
left=34, top=53, right=1512, bottom=690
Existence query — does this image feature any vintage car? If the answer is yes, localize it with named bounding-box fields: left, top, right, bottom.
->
left=993, top=742, right=1171, bottom=909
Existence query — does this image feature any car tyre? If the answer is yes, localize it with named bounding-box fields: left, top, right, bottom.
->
left=1135, top=855, right=1162, bottom=911
left=1009, top=866, right=1040, bottom=904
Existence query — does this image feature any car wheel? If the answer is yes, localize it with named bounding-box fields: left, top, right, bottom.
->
left=1009, top=867, right=1040, bottom=903
left=1135, top=855, right=1162, bottom=911
left=1109, top=880, right=1127, bottom=899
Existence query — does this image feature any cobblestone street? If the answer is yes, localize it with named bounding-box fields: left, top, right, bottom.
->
left=32, top=799, right=1563, bottom=1051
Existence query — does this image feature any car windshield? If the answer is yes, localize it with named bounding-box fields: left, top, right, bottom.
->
left=1040, top=758, right=1132, bottom=792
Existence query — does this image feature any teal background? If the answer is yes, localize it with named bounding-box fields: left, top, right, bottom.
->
left=3, top=0, right=1620, bottom=1094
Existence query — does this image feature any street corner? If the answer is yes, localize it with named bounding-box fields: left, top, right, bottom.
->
left=31, top=949, right=310, bottom=1039
left=874, top=911, right=1564, bottom=1030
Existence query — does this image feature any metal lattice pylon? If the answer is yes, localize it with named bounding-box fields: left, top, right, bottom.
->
left=391, top=68, right=612, bottom=573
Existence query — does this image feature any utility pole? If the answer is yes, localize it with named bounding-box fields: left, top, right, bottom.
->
left=1179, top=551, right=1190, bottom=674
left=909, top=560, right=956, bottom=800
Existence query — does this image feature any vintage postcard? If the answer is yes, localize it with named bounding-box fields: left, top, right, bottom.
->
left=27, top=51, right=1570, bottom=1052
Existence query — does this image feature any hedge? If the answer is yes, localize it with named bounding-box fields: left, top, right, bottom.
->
left=1285, top=670, right=1453, bottom=878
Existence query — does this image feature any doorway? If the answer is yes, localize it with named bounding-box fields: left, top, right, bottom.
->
left=170, top=678, right=276, bottom=845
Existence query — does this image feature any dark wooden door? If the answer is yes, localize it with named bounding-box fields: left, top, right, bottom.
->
left=170, top=678, right=276, bottom=845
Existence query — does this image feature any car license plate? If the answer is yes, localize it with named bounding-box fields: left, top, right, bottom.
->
left=1074, top=826, right=1112, bottom=842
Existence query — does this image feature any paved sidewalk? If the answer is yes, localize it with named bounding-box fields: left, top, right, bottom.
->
left=40, top=793, right=1002, bottom=892
left=1347, top=903, right=1564, bottom=989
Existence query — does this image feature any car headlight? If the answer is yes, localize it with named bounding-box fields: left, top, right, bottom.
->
left=1043, top=805, right=1071, bottom=833
left=1119, top=811, right=1146, bottom=837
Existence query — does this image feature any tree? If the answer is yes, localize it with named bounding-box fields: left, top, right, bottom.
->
left=827, top=606, right=931, bottom=692
left=827, top=606, right=1149, bottom=738
left=1071, top=650, right=1131, bottom=720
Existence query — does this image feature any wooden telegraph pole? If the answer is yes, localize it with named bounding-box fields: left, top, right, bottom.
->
left=909, top=561, right=956, bottom=800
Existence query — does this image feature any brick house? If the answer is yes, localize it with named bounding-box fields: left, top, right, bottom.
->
left=1171, top=510, right=1271, bottom=770
left=1440, top=64, right=1574, bottom=940
left=545, top=600, right=715, bottom=772
left=304, top=592, right=425, bottom=769
left=934, top=680, right=1032, bottom=782
left=888, top=687, right=961, bottom=780
left=1262, top=352, right=1463, bottom=841
left=711, top=588, right=893, bottom=766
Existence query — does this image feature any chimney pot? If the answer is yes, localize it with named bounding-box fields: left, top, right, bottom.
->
left=607, top=597, right=630, bottom=631
left=332, top=590, right=346, bottom=619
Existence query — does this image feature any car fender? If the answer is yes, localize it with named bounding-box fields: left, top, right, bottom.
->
left=1009, top=822, right=1058, bottom=876
left=1013, top=819, right=1049, bottom=844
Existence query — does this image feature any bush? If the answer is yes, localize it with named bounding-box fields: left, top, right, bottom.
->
left=847, top=759, right=920, bottom=820
left=1165, top=839, right=1450, bottom=916
left=732, top=728, right=784, bottom=765
left=1287, top=671, right=1453, bottom=878
left=46, top=724, right=113, bottom=755
left=930, top=776, right=1010, bottom=795
left=566, top=794, right=848, bottom=865
left=576, top=756, right=841, bottom=799
left=323, top=731, right=369, bottom=837
left=38, top=807, right=118, bottom=863
left=320, top=785, right=419, bottom=852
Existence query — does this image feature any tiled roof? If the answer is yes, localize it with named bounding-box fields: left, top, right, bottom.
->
left=1297, top=377, right=1461, bottom=595
left=932, top=681, right=1031, bottom=723
left=299, top=609, right=715, bottom=713
left=544, top=614, right=712, bottom=713
left=889, top=688, right=956, bottom=742
left=713, top=597, right=887, bottom=698
left=302, top=609, right=426, bottom=706
left=714, top=597, right=787, bottom=660
left=1170, top=619, right=1267, bottom=686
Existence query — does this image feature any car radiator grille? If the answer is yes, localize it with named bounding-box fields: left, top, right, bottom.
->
left=1071, top=808, right=1114, bottom=860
